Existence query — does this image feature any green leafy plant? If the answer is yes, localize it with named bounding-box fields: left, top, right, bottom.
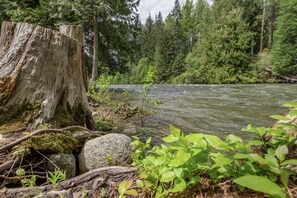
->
left=95, top=118, right=113, bottom=131
left=105, top=154, right=113, bottom=166
left=131, top=102, right=297, bottom=197
left=137, top=70, right=160, bottom=125
left=234, top=175, right=287, bottom=198
left=16, top=168, right=36, bottom=187
left=118, top=180, right=138, bottom=198
left=99, top=187, right=107, bottom=197
left=88, top=74, right=114, bottom=104
left=47, top=169, right=67, bottom=189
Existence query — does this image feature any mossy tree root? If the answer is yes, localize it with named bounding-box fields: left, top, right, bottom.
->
left=0, top=126, right=106, bottom=152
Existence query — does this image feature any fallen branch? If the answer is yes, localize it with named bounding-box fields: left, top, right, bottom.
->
left=0, top=160, right=14, bottom=173
left=0, top=166, right=138, bottom=198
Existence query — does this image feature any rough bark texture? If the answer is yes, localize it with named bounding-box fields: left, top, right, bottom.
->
left=260, top=0, right=266, bottom=53
left=0, top=21, right=95, bottom=129
left=91, top=14, right=99, bottom=83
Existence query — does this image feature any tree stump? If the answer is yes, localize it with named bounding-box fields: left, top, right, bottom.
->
left=0, top=21, right=95, bottom=130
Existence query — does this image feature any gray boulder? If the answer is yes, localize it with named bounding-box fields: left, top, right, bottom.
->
left=47, top=154, right=76, bottom=179
left=79, top=133, right=133, bottom=173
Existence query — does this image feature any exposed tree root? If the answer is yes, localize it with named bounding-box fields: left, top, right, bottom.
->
left=0, top=126, right=107, bottom=152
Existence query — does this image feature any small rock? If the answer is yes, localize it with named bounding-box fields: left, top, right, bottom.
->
left=47, top=154, right=76, bottom=179
left=79, top=133, right=133, bottom=173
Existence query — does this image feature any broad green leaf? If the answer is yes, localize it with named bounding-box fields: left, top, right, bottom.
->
left=173, top=168, right=183, bottom=178
left=118, top=180, right=127, bottom=194
left=270, top=115, right=291, bottom=121
left=275, top=123, right=297, bottom=129
left=234, top=175, right=286, bottom=197
left=280, top=169, right=294, bottom=188
left=151, top=157, right=165, bottom=166
left=247, top=139, right=264, bottom=146
left=233, top=153, right=249, bottom=159
left=16, top=168, right=26, bottom=176
left=185, top=134, right=207, bottom=147
left=160, top=171, right=175, bottom=182
left=282, top=159, right=297, bottom=166
left=275, top=145, right=288, bottom=162
left=193, top=149, right=210, bottom=164
left=188, top=176, right=201, bottom=185
left=282, top=102, right=297, bottom=107
left=170, top=178, right=187, bottom=193
left=169, top=150, right=191, bottom=167
left=265, top=154, right=279, bottom=168
left=249, top=154, right=267, bottom=165
left=289, top=109, right=297, bottom=116
left=170, top=125, right=181, bottom=137
left=213, top=155, right=233, bottom=167
left=226, top=134, right=243, bottom=143
left=146, top=137, right=152, bottom=144
left=136, top=179, right=144, bottom=188
left=203, top=134, right=227, bottom=150
left=163, top=134, right=178, bottom=143
left=125, top=189, right=138, bottom=196
left=256, top=127, right=267, bottom=136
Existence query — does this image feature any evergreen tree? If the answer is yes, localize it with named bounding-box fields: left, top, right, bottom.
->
left=154, top=13, right=170, bottom=81
left=272, top=0, right=297, bottom=76
left=170, top=0, right=186, bottom=77
left=140, top=14, right=155, bottom=63
left=187, top=0, right=252, bottom=83
left=239, top=0, right=263, bottom=54
left=181, top=0, right=195, bottom=54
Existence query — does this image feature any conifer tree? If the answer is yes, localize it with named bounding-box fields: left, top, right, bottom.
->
left=272, top=0, right=297, bottom=76
left=141, top=14, right=155, bottom=63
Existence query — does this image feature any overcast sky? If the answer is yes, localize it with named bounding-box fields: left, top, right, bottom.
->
left=138, top=0, right=194, bottom=23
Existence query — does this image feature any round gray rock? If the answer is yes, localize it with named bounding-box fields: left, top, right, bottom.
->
left=47, top=154, right=76, bottom=179
left=78, top=133, right=133, bottom=173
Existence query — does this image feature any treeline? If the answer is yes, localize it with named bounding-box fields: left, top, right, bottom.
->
left=109, top=0, right=297, bottom=84
left=0, top=0, right=296, bottom=84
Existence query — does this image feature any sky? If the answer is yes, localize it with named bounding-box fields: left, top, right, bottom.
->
left=138, top=0, right=194, bottom=23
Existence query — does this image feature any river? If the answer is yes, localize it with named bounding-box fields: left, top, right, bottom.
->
left=110, top=84, right=297, bottom=141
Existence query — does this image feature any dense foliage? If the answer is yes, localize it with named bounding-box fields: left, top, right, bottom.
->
left=271, top=0, right=297, bottom=76
left=132, top=102, right=297, bottom=197
left=106, top=0, right=296, bottom=84
left=0, top=0, right=296, bottom=83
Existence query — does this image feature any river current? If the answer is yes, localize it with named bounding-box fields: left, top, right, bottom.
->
left=110, top=84, right=297, bottom=140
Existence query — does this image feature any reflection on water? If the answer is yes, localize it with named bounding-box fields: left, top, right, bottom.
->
left=110, top=84, right=297, bottom=140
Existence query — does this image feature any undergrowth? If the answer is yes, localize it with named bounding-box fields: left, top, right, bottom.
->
left=131, top=102, right=297, bottom=197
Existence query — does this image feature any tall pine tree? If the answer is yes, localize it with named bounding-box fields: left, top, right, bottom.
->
left=272, top=0, right=297, bottom=76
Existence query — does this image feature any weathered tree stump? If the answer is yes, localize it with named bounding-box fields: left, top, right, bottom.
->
left=0, top=21, right=95, bottom=130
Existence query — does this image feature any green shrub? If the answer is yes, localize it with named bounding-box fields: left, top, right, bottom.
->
left=131, top=102, right=297, bottom=197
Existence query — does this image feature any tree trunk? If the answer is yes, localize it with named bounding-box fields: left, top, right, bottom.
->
left=91, top=14, right=99, bottom=83
left=260, top=0, right=266, bottom=53
left=0, top=21, right=95, bottom=130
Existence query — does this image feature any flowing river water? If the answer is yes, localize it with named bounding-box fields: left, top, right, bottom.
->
left=110, top=84, right=297, bottom=142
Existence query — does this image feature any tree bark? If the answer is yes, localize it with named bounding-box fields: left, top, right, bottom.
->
left=260, top=0, right=266, bottom=53
left=0, top=21, right=95, bottom=130
left=91, top=14, right=99, bottom=83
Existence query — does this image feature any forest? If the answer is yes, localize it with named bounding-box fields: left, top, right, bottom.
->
left=1, top=0, right=297, bottom=84
left=0, top=0, right=296, bottom=197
